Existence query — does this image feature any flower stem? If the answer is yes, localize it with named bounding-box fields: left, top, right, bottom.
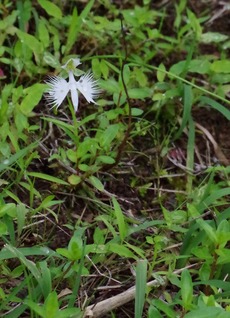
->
left=67, top=96, right=79, bottom=134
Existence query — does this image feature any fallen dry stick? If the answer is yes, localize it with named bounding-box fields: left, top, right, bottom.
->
left=83, top=265, right=197, bottom=317
left=195, top=122, right=229, bottom=166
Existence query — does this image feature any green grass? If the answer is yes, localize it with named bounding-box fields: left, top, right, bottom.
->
left=0, top=0, right=230, bottom=317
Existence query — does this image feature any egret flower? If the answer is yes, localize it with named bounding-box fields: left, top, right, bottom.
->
left=45, top=58, right=100, bottom=112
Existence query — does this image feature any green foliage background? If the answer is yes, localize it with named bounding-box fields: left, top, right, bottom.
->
left=0, top=0, right=230, bottom=317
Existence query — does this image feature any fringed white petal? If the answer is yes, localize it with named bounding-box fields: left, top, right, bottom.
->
left=45, top=76, right=69, bottom=108
left=76, top=72, right=100, bottom=104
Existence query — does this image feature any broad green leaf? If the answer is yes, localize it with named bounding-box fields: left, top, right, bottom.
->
left=92, top=58, right=101, bottom=77
left=184, top=307, right=225, bottom=318
left=99, top=124, right=120, bottom=148
left=27, top=172, right=69, bottom=185
left=211, top=60, right=230, bottom=73
left=157, top=63, right=166, bottom=82
left=93, top=227, right=105, bottom=245
left=0, top=203, right=16, bottom=217
left=216, top=233, right=230, bottom=248
left=56, top=248, right=71, bottom=259
left=148, top=305, right=163, bottom=318
left=16, top=203, right=28, bottom=237
left=131, top=108, right=144, bottom=116
left=68, top=175, right=81, bottom=186
left=38, top=0, right=62, bottom=19
left=43, top=51, right=60, bottom=68
left=199, top=263, right=211, bottom=281
left=152, top=92, right=166, bottom=101
left=108, top=243, right=136, bottom=259
left=20, top=83, right=47, bottom=115
left=68, top=242, right=82, bottom=261
left=200, top=32, right=228, bottom=44
left=217, top=219, right=230, bottom=234
left=216, top=248, right=230, bottom=265
left=67, top=149, right=77, bottom=162
left=100, top=59, right=109, bottom=79
left=88, top=176, right=104, bottom=191
left=96, top=155, right=115, bottom=165
left=44, top=292, right=59, bottom=318
left=39, top=261, right=52, bottom=298
left=0, top=10, right=18, bottom=30
left=196, top=219, right=218, bottom=244
left=187, top=59, right=211, bottom=74
left=134, top=67, right=148, bottom=87
left=17, top=30, right=42, bottom=55
left=85, top=244, right=107, bottom=254
left=212, top=73, right=230, bottom=84
left=68, top=236, right=83, bottom=261
left=170, top=59, right=211, bottom=75
left=128, top=87, right=152, bottom=99
left=78, top=164, right=90, bottom=172
left=0, top=221, right=8, bottom=236
left=191, top=246, right=213, bottom=262
left=99, top=78, right=120, bottom=93
left=76, top=138, right=98, bottom=158
left=123, top=64, right=131, bottom=85
left=181, top=269, right=193, bottom=310
left=15, top=111, right=28, bottom=132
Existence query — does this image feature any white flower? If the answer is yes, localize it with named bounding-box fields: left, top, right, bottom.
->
left=45, top=58, right=100, bottom=112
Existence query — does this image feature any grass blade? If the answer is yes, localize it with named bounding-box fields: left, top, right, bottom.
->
left=27, top=172, right=69, bottom=186
left=186, top=117, right=195, bottom=192
left=199, top=96, right=230, bottom=120
left=135, top=259, right=147, bottom=318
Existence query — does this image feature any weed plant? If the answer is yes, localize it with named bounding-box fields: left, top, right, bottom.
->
left=0, top=0, right=230, bottom=317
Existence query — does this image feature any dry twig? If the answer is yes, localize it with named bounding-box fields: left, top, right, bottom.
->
left=83, top=264, right=198, bottom=317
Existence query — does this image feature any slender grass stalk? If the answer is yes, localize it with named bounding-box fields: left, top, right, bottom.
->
left=186, top=117, right=195, bottom=193
left=135, top=259, right=147, bottom=318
